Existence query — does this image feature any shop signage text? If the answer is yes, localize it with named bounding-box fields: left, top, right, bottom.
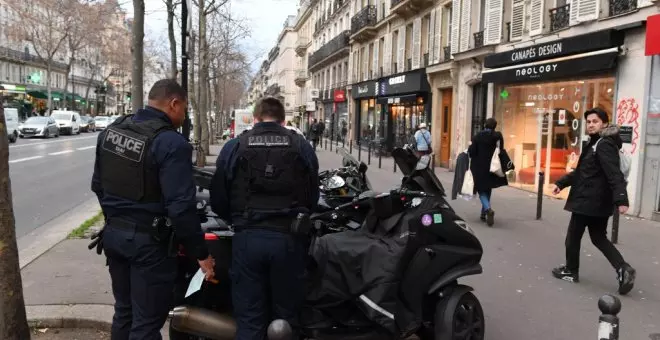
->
left=511, top=43, right=563, bottom=63
left=333, top=89, right=346, bottom=102
left=484, top=29, right=624, bottom=68
left=516, top=64, right=558, bottom=78
left=351, top=81, right=377, bottom=99
left=388, top=75, right=406, bottom=85
left=528, top=93, right=565, bottom=101
left=357, top=85, right=369, bottom=94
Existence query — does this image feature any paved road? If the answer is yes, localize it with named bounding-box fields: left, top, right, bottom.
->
left=8, top=132, right=100, bottom=238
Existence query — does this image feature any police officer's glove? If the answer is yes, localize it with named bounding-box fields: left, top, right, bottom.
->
left=87, top=228, right=105, bottom=255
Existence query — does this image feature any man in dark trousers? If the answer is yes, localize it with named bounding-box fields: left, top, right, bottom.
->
left=210, top=97, right=319, bottom=339
left=552, top=107, right=636, bottom=295
left=91, top=79, right=215, bottom=339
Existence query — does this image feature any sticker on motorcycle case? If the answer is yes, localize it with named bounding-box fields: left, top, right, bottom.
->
left=433, top=213, right=443, bottom=224
left=421, top=214, right=432, bottom=226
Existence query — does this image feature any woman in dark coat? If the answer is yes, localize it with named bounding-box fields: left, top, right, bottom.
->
left=468, top=118, right=508, bottom=226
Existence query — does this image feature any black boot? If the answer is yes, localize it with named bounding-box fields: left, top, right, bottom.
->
left=552, top=265, right=579, bottom=283
left=617, top=263, right=636, bottom=295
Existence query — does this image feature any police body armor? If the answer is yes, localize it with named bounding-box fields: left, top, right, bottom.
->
left=230, top=124, right=311, bottom=231
left=99, top=115, right=173, bottom=202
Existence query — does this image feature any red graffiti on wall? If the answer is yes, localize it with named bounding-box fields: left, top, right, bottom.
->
left=616, top=98, right=640, bottom=154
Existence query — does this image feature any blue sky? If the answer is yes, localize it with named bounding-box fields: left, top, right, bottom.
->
left=120, top=0, right=298, bottom=74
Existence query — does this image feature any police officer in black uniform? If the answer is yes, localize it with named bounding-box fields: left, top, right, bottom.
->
left=210, top=97, right=319, bottom=339
left=91, top=79, right=215, bottom=340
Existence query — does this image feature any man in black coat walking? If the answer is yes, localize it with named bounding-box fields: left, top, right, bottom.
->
left=551, top=108, right=636, bottom=295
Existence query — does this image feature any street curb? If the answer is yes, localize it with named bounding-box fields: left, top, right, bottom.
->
left=26, top=304, right=113, bottom=331
left=18, top=197, right=101, bottom=269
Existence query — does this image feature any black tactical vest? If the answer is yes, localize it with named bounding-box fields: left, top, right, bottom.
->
left=230, top=124, right=311, bottom=229
left=99, top=115, right=173, bottom=202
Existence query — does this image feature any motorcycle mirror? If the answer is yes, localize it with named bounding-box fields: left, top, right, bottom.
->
left=359, top=162, right=368, bottom=173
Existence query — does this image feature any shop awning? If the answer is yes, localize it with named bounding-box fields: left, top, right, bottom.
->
left=481, top=47, right=620, bottom=84
left=27, top=90, right=64, bottom=100
left=376, top=94, right=418, bottom=104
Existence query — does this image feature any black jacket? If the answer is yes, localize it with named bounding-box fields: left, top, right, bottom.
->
left=555, top=125, right=629, bottom=217
left=468, top=130, right=508, bottom=192
left=451, top=151, right=470, bottom=200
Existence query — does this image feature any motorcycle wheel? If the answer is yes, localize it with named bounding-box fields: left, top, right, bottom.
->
left=431, top=291, right=485, bottom=340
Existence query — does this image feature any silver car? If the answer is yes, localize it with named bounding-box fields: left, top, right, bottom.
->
left=19, top=116, right=60, bottom=138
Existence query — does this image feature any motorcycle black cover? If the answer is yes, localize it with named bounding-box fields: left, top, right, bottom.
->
left=307, top=197, right=451, bottom=335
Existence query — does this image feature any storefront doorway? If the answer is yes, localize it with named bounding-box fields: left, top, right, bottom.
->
left=440, top=88, right=453, bottom=167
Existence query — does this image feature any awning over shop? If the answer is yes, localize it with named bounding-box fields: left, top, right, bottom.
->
left=481, top=47, right=620, bottom=84
left=27, top=90, right=63, bottom=100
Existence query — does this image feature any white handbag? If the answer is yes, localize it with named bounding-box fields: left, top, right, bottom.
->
left=490, top=140, right=505, bottom=177
left=460, top=158, right=475, bottom=198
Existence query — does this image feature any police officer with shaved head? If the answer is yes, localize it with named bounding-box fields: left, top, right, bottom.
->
left=210, top=96, right=319, bottom=339
left=91, top=79, right=215, bottom=340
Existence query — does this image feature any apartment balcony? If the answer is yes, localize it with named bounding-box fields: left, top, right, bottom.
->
left=390, top=0, right=434, bottom=18
left=350, top=5, right=378, bottom=43
left=268, top=47, right=280, bottom=62
left=609, top=0, right=637, bottom=16
left=0, top=46, right=68, bottom=71
left=473, top=30, right=484, bottom=48
left=308, top=30, right=350, bottom=72
left=265, top=83, right=282, bottom=96
left=295, top=37, right=311, bottom=57
left=294, top=69, right=309, bottom=87
left=549, top=4, right=570, bottom=32
left=443, top=46, right=451, bottom=62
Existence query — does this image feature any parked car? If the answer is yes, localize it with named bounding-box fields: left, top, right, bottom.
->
left=50, top=110, right=81, bottom=135
left=94, top=116, right=111, bottom=130
left=4, top=107, right=19, bottom=143
left=80, top=116, right=96, bottom=132
left=18, top=116, right=60, bottom=138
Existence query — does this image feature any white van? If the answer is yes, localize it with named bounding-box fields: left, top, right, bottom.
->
left=50, top=110, right=81, bottom=135
left=4, top=108, right=19, bottom=143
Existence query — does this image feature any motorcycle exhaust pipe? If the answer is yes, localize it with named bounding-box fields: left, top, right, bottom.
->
left=168, top=306, right=236, bottom=340
left=169, top=306, right=294, bottom=340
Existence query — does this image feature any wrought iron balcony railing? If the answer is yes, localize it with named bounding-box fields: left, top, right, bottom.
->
left=351, top=5, right=377, bottom=34
left=474, top=31, right=484, bottom=48
left=549, top=4, right=570, bottom=32
left=443, top=46, right=451, bottom=61
left=308, top=30, right=350, bottom=69
left=391, top=0, right=405, bottom=8
left=609, top=0, right=637, bottom=16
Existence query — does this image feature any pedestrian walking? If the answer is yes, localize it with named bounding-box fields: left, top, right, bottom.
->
left=91, top=79, right=215, bottom=339
left=413, top=123, right=432, bottom=157
left=309, top=118, right=320, bottom=150
left=210, top=97, right=320, bottom=339
left=467, top=118, right=508, bottom=226
left=551, top=107, right=636, bottom=295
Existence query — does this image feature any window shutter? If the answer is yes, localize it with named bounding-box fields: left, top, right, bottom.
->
left=450, top=0, right=461, bottom=55
left=434, top=7, right=443, bottom=63
left=510, top=0, right=525, bottom=41
left=397, top=26, right=406, bottom=73
left=373, top=40, right=379, bottom=78
left=412, top=18, right=422, bottom=69
left=577, top=0, right=599, bottom=22
left=430, top=9, right=437, bottom=63
left=484, top=0, right=503, bottom=45
left=528, top=0, right=544, bottom=36
left=459, top=0, right=471, bottom=51
left=383, top=32, right=392, bottom=75
left=569, top=0, right=579, bottom=26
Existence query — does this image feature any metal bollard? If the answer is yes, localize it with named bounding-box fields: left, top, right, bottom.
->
left=611, top=207, right=620, bottom=244
left=431, top=153, right=435, bottom=169
left=349, top=139, right=353, bottom=154
left=393, top=156, right=397, bottom=173
left=342, top=138, right=345, bottom=148
left=597, top=295, right=621, bottom=340
left=368, top=143, right=372, bottom=165
left=330, top=136, right=333, bottom=152
left=358, top=141, right=362, bottom=161
left=378, top=146, right=382, bottom=169
left=324, top=137, right=327, bottom=150
left=536, top=172, right=544, bottom=220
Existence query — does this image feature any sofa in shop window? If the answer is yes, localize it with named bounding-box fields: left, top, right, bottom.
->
left=517, top=148, right=573, bottom=184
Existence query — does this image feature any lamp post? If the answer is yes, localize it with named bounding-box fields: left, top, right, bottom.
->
left=181, top=0, right=192, bottom=139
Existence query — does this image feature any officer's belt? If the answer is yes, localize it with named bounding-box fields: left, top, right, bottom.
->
left=106, top=217, right=152, bottom=234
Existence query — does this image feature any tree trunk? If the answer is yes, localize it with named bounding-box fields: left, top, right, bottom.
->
left=63, top=63, right=71, bottom=109
left=207, top=82, right=214, bottom=144
left=189, top=33, right=201, bottom=143
left=0, top=106, right=31, bottom=340
left=131, top=0, right=145, bottom=111
left=166, top=0, right=177, bottom=79
left=198, top=3, right=210, bottom=156
left=47, top=63, right=53, bottom=113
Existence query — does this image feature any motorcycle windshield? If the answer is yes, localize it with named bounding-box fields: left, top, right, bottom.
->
left=391, top=146, right=446, bottom=196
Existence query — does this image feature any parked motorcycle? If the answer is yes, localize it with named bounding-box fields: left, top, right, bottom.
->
left=170, top=145, right=484, bottom=340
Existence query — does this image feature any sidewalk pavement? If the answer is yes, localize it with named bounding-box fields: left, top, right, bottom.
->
left=23, top=141, right=659, bottom=339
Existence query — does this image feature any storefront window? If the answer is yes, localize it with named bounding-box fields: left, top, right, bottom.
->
left=359, top=99, right=378, bottom=144
left=390, top=97, right=428, bottom=147
left=494, top=77, right=615, bottom=198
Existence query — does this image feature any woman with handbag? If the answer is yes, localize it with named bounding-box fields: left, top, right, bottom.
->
left=413, top=123, right=432, bottom=157
left=468, top=118, right=509, bottom=226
